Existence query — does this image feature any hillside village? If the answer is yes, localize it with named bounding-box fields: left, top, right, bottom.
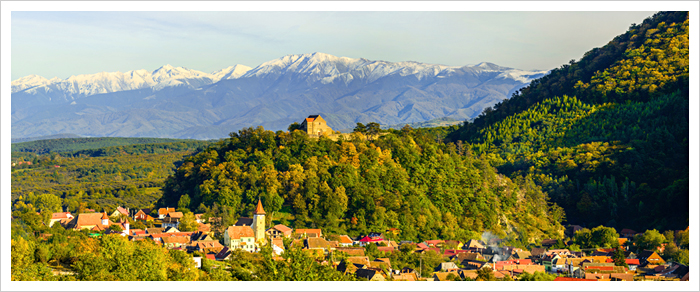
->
left=45, top=198, right=689, bottom=282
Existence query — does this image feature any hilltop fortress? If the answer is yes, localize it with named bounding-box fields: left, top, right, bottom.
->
left=300, top=115, right=335, bottom=138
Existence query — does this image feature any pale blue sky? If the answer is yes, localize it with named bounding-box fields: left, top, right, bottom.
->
left=11, top=11, right=657, bottom=80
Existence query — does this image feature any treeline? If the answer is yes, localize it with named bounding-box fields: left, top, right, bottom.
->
left=444, top=11, right=688, bottom=232
left=11, top=137, right=212, bottom=155
left=160, top=126, right=564, bottom=245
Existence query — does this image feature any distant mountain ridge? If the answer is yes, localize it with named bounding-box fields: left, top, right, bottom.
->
left=12, top=52, right=548, bottom=139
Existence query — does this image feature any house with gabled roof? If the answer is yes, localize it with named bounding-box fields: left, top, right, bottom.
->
left=355, top=268, right=385, bottom=281
left=194, top=241, right=224, bottom=254
left=224, top=225, right=256, bottom=253
left=49, top=212, right=73, bottom=227
left=266, top=224, right=293, bottom=238
left=215, top=247, right=232, bottom=261
left=337, top=235, right=354, bottom=247
left=158, top=207, right=176, bottom=219
left=63, top=212, right=129, bottom=236
left=637, top=250, right=666, bottom=266
left=162, top=236, right=190, bottom=248
left=463, top=239, right=485, bottom=249
left=134, top=209, right=155, bottom=221
left=110, top=206, right=129, bottom=218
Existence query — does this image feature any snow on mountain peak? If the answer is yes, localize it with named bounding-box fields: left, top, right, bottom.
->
left=211, top=64, right=253, bottom=82
left=12, top=54, right=550, bottom=101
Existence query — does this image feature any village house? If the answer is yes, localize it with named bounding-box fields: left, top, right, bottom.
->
left=62, top=212, right=129, bottom=236
left=162, top=213, right=182, bottom=229
left=266, top=224, right=293, bottom=239
left=337, top=235, right=354, bottom=247
left=49, top=212, right=74, bottom=227
left=637, top=250, right=666, bottom=266
left=110, top=206, right=129, bottom=218
left=158, top=207, right=176, bottom=219
left=162, top=236, right=190, bottom=249
left=223, top=226, right=256, bottom=253
left=134, top=209, right=155, bottom=221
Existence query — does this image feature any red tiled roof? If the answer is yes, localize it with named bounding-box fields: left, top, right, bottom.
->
left=167, top=212, right=183, bottom=219
left=101, top=212, right=109, bottom=219
left=206, top=254, right=216, bottom=260
left=51, top=212, right=72, bottom=220
left=226, top=226, right=254, bottom=240
left=158, top=207, right=175, bottom=215
left=273, top=224, right=292, bottom=233
left=338, top=235, right=354, bottom=244
left=116, top=207, right=128, bottom=216
left=626, top=259, right=640, bottom=265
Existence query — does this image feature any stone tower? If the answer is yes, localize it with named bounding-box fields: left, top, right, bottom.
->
left=252, top=198, right=266, bottom=244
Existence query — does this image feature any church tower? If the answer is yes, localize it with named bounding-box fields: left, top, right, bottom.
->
left=252, top=198, right=267, bottom=244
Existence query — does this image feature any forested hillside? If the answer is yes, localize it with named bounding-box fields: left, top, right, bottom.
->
left=447, top=11, right=689, bottom=231
left=159, top=127, right=564, bottom=245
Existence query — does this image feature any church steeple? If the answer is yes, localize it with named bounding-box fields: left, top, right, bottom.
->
left=252, top=198, right=266, bottom=245
left=254, top=198, right=266, bottom=215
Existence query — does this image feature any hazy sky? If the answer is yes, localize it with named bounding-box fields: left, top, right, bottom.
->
left=11, top=11, right=657, bottom=80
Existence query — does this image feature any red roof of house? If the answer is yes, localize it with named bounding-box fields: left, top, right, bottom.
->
left=626, top=259, right=640, bottom=265
left=273, top=224, right=292, bottom=233
left=338, top=235, right=354, bottom=244
left=416, top=243, right=429, bottom=249
left=359, top=236, right=383, bottom=242
left=51, top=212, right=72, bottom=220
left=206, top=254, right=216, bottom=260
left=554, top=277, right=596, bottom=281
left=101, top=212, right=109, bottom=219
left=425, top=240, right=444, bottom=246
left=443, top=249, right=472, bottom=256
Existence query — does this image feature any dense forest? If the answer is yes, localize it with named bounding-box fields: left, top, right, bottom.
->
left=446, top=11, right=689, bottom=231
left=11, top=140, right=212, bottom=214
left=160, top=126, right=564, bottom=245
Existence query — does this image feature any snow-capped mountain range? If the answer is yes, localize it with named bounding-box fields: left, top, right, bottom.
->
left=11, top=52, right=549, bottom=139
